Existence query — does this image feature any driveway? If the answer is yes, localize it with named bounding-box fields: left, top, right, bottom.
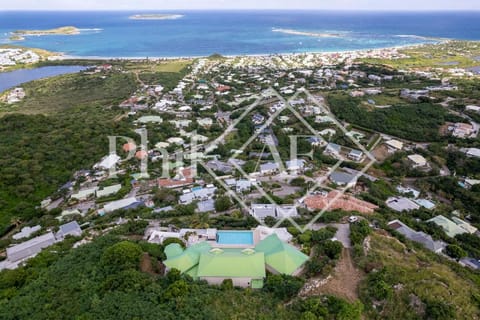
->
left=310, top=223, right=351, bottom=248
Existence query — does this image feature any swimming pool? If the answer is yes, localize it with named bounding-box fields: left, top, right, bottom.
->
left=216, top=231, right=254, bottom=245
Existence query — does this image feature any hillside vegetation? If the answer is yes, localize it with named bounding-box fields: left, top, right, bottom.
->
left=358, top=233, right=480, bottom=319
left=0, top=62, right=189, bottom=234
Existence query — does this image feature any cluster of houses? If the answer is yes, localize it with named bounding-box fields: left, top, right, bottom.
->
left=0, top=221, right=82, bottom=270
left=8, top=44, right=480, bottom=278
left=0, top=48, right=41, bottom=69
left=388, top=214, right=478, bottom=264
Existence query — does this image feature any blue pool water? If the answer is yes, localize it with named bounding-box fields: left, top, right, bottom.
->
left=216, top=231, right=254, bottom=245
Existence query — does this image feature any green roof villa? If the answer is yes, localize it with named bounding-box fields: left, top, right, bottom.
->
left=163, top=233, right=308, bottom=289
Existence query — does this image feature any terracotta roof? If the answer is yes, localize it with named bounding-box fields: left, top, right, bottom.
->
left=216, top=85, right=231, bottom=92
left=123, top=142, right=137, bottom=152
left=135, top=150, right=148, bottom=159
left=304, top=191, right=378, bottom=214
left=157, top=167, right=195, bottom=188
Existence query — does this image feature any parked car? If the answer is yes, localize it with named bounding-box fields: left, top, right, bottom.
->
left=348, top=216, right=359, bottom=223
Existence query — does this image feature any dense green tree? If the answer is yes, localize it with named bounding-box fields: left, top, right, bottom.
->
left=263, top=274, right=305, bottom=300
left=101, top=241, right=143, bottom=272
left=214, top=196, right=232, bottom=212
left=445, top=244, right=467, bottom=260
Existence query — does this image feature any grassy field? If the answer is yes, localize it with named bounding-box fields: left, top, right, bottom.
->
left=121, top=59, right=192, bottom=73
left=358, top=233, right=480, bottom=319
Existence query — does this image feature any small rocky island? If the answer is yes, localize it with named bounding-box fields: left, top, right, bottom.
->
left=10, top=26, right=80, bottom=41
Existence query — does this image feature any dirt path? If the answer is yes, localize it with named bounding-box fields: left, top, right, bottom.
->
left=300, top=248, right=364, bottom=302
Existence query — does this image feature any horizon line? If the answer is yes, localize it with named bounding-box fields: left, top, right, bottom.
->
left=3, top=9, right=480, bottom=12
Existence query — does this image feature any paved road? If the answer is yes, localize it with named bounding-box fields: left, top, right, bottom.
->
left=311, top=223, right=351, bottom=248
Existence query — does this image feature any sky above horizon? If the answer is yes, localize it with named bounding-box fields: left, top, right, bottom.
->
left=2, top=0, right=480, bottom=11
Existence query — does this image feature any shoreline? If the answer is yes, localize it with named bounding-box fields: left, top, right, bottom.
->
left=59, top=41, right=444, bottom=61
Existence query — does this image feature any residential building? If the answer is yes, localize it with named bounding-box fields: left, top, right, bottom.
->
left=96, top=184, right=122, bottom=198
left=464, top=148, right=480, bottom=159
left=315, top=115, right=335, bottom=124
left=464, top=179, right=480, bottom=189
left=252, top=113, right=265, bottom=125
left=427, top=215, right=468, bottom=238
left=206, top=159, right=234, bottom=173
left=71, top=187, right=98, bottom=201
left=388, top=220, right=446, bottom=253
left=386, top=197, right=420, bottom=212
left=466, top=105, right=480, bottom=112
left=385, top=139, right=404, bottom=153
left=235, top=179, right=253, bottom=193
left=95, top=154, right=121, bottom=170
left=179, top=186, right=217, bottom=205
left=56, top=221, right=82, bottom=240
left=451, top=122, right=475, bottom=138
left=396, top=186, right=420, bottom=198
left=285, top=159, right=306, bottom=172
left=12, top=226, right=41, bottom=240
left=6, top=232, right=56, bottom=262
left=251, top=204, right=277, bottom=220
left=158, top=167, right=195, bottom=189
left=460, top=258, right=480, bottom=270
left=135, top=116, right=163, bottom=124
left=329, top=171, right=357, bottom=188
left=255, top=234, right=308, bottom=276
left=307, top=136, right=324, bottom=147
left=162, top=233, right=308, bottom=288
left=103, top=197, right=143, bottom=214
left=400, top=89, right=430, bottom=101
left=259, top=162, right=280, bottom=175
left=348, top=149, right=364, bottom=162
left=324, top=143, right=342, bottom=159
left=276, top=205, right=299, bottom=218
left=408, top=154, right=428, bottom=168
left=451, top=217, right=478, bottom=234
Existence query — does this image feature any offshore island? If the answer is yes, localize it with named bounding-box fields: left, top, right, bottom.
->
left=9, top=26, right=80, bottom=41
left=129, top=14, right=184, bottom=20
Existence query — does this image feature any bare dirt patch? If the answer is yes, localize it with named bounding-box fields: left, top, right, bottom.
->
left=300, top=248, right=364, bottom=302
left=371, top=144, right=390, bottom=162
left=140, top=253, right=164, bottom=275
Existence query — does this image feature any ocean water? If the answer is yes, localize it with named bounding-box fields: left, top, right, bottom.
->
left=1, top=11, right=480, bottom=58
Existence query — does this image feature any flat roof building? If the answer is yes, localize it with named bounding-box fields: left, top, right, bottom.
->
left=427, top=215, right=468, bottom=238
left=388, top=220, right=446, bottom=253
left=7, top=232, right=56, bottom=262
left=386, top=197, right=420, bottom=212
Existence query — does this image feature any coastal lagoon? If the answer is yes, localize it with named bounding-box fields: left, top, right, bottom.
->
left=1, top=11, right=480, bottom=57
left=0, top=66, right=86, bottom=92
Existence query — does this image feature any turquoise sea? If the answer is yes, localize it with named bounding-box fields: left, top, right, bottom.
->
left=1, top=11, right=480, bottom=58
